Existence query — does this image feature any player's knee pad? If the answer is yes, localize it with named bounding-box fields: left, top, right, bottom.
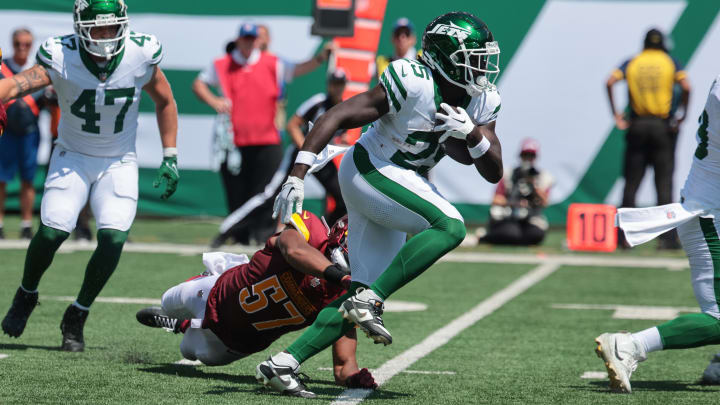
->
left=96, top=228, right=128, bottom=253
left=433, top=216, right=466, bottom=248
left=35, top=223, right=70, bottom=246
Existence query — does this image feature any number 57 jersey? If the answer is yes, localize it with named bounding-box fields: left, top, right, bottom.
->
left=36, top=32, right=162, bottom=157
left=202, top=211, right=346, bottom=355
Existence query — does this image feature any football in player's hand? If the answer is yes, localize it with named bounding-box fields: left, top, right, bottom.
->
left=0, top=102, right=7, bottom=137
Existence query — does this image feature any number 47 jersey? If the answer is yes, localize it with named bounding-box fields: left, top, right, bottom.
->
left=36, top=32, right=162, bottom=157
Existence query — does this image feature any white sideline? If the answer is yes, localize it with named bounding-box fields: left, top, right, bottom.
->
left=330, top=262, right=561, bottom=405
left=0, top=240, right=689, bottom=269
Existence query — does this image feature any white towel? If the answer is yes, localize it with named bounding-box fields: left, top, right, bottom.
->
left=616, top=201, right=707, bottom=247
left=201, top=252, right=250, bottom=275
left=308, top=144, right=349, bottom=174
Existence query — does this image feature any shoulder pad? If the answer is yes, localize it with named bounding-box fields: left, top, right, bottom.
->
left=128, top=32, right=163, bottom=65
left=36, top=35, right=68, bottom=72
left=379, top=59, right=432, bottom=113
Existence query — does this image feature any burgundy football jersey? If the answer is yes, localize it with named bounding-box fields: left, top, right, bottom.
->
left=202, top=211, right=346, bottom=354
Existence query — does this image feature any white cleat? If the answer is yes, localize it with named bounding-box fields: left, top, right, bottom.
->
left=594, top=332, right=647, bottom=393
left=339, top=288, right=392, bottom=345
left=255, top=357, right=316, bottom=398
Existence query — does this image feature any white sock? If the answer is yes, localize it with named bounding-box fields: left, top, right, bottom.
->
left=632, top=327, right=663, bottom=353
left=19, top=285, right=37, bottom=294
left=72, top=301, right=90, bottom=312
left=20, top=220, right=32, bottom=228
left=271, top=351, right=300, bottom=371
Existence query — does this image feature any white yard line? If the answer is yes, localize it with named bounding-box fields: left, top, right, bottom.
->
left=317, top=367, right=456, bottom=375
left=42, top=296, right=161, bottom=305
left=0, top=240, right=689, bottom=269
left=330, top=262, right=561, bottom=405
left=581, top=371, right=608, bottom=379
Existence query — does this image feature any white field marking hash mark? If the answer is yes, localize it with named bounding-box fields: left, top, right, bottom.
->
left=317, top=367, right=456, bottom=375
left=581, top=371, right=608, bottom=379
left=0, top=354, right=9, bottom=360
left=551, top=303, right=699, bottom=320
left=330, top=262, right=561, bottom=405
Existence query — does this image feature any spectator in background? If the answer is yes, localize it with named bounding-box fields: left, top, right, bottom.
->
left=194, top=22, right=332, bottom=246
left=376, top=17, right=417, bottom=78
left=482, top=139, right=553, bottom=245
left=607, top=28, right=690, bottom=249
left=0, top=28, right=44, bottom=240
left=285, top=69, right=348, bottom=225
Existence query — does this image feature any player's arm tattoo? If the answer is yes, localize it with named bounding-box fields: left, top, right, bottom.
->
left=11, top=65, right=51, bottom=99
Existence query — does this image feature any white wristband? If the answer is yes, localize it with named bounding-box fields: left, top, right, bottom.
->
left=163, top=147, right=178, bottom=158
left=468, top=136, right=491, bottom=159
left=295, top=150, right=318, bottom=166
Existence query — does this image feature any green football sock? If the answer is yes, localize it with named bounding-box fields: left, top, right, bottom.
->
left=21, top=224, right=70, bottom=291
left=371, top=217, right=465, bottom=300
left=287, top=282, right=365, bottom=364
left=75, top=229, right=128, bottom=308
left=657, top=313, right=720, bottom=349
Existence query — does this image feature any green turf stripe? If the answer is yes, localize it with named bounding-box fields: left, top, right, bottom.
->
left=380, top=74, right=402, bottom=112
left=699, top=217, right=720, bottom=309
left=387, top=64, right=407, bottom=99
left=353, top=143, right=448, bottom=224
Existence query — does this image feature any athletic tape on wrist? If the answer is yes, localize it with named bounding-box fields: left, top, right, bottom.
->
left=323, top=264, right=348, bottom=287
left=295, top=151, right=318, bottom=166
left=468, top=136, right=491, bottom=159
left=163, top=147, right=178, bottom=158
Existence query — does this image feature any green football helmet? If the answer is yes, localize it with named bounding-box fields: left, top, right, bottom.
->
left=421, top=11, right=500, bottom=95
left=73, top=0, right=129, bottom=59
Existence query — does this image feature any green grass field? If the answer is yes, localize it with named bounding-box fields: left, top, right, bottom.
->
left=0, top=216, right=718, bottom=404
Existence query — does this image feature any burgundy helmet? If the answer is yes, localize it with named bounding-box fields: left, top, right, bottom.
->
left=327, top=215, right=349, bottom=272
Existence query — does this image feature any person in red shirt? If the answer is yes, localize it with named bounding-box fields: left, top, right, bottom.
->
left=136, top=212, right=376, bottom=391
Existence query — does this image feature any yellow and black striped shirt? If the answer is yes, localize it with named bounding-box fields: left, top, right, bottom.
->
left=612, top=49, right=686, bottom=118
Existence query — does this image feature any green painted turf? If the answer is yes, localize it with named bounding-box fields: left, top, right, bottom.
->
left=0, top=218, right=717, bottom=404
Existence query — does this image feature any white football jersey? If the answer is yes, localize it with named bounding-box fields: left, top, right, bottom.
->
left=358, top=58, right=500, bottom=174
left=36, top=32, right=162, bottom=157
left=682, top=75, right=720, bottom=207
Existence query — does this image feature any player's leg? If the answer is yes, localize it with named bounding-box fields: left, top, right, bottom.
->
left=349, top=144, right=465, bottom=300
left=595, top=216, right=720, bottom=392
left=621, top=121, right=649, bottom=209
left=180, top=327, right=245, bottom=366
left=2, top=149, right=88, bottom=338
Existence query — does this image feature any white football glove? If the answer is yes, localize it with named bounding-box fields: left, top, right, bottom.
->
left=273, top=176, right=305, bottom=224
left=435, top=102, right=475, bottom=142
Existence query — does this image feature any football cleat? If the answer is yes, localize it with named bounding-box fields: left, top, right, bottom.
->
left=256, top=357, right=316, bottom=398
left=19, top=226, right=33, bottom=240
left=702, top=353, right=720, bottom=384
left=60, top=304, right=89, bottom=352
left=594, top=332, right=647, bottom=393
left=136, top=306, right=183, bottom=333
left=1, top=287, right=39, bottom=338
left=339, top=288, right=392, bottom=345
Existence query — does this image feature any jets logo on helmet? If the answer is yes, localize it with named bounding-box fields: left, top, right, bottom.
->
left=421, top=11, right=500, bottom=96
left=73, top=0, right=129, bottom=60
left=426, top=22, right=471, bottom=41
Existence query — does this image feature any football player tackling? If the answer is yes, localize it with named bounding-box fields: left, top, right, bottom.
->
left=0, top=0, right=179, bottom=351
left=136, top=212, right=376, bottom=389
left=598, top=75, right=720, bottom=392
left=257, top=12, right=503, bottom=397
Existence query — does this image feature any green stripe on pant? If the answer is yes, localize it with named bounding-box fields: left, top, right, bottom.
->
left=352, top=144, right=466, bottom=300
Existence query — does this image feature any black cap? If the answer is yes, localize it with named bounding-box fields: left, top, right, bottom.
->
left=644, top=28, right=666, bottom=51
left=328, top=68, right=347, bottom=83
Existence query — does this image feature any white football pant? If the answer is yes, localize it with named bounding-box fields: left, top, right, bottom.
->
left=678, top=214, right=720, bottom=319
left=41, top=146, right=138, bottom=233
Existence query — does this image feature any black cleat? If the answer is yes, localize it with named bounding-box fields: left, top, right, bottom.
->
left=19, top=226, right=33, bottom=240
left=136, top=306, right=182, bottom=333
left=339, top=288, right=392, bottom=345
left=2, top=287, right=39, bottom=338
left=0, top=227, right=5, bottom=239
left=60, top=305, right=89, bottom=352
